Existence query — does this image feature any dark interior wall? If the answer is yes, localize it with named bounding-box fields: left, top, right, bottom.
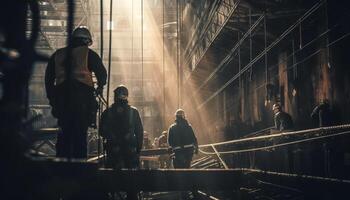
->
left=229, top=1, right=349, bottom=135
left=190, top=1, right=350, bottom=143
left=328, top=0, right=350, bottom=125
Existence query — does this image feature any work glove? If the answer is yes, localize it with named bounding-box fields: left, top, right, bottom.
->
left=96, top=86, right=104, bottom=96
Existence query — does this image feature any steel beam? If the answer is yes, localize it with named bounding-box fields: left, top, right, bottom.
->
left=197, top=0, right=326, bottom=109
left=28, top=159, right=350, bottom=193
left=184, top=0, right=241, bottom=72
left=97, top=168, right=248, bottom=191
left=190, top=14, right=264, bottom=101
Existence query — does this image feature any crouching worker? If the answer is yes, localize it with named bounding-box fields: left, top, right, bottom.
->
left=100, top=85, right=143, bottom=200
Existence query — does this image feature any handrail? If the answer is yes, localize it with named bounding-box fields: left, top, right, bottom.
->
left=199, top=129, right=350, bottom=155
left=87, top=124, right=350, bottom=161
left=199, top=124, right=350, bottom=148
left=241, top=126, right=274, bottom=138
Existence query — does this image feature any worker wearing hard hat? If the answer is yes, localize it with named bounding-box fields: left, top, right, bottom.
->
left=168, top=109, right=198, bottom=168
left=45, top=26, right=107, bottom=158
left=100, top=85, right=143, bottom=200
left=273, top=103, right=294, bottom=131
left=100, top=85, right=144, bottom=169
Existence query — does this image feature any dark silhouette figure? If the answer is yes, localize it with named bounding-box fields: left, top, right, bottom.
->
left=158, top=131, right=170, bottom=168
left=45, top=27, right=106, bottom=158
left=273, top=104, right=294, bottom=131
left=168, top=109, right=198, bottom=168
left=311, top=99, right=333, bottom=127
left=100, top=85, right=143, bottom=200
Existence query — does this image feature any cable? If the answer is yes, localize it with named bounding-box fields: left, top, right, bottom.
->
left=257, top=179, right=302, bottom=193
left=200, top=124, right=350, bottom=148
left=199, top=129, right=350, bottom=155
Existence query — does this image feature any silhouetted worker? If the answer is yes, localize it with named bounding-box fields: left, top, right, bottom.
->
left=100, top=85, right=143, bottom=200
left=158, top=130, right=168, bottom=148
left=168, top=109, right=198, bottom=168
left=45, top=26, right=107, bottom=158
left=311, top=99, right=333, bottom=127
left=273, top=104, right=294, bottom=131
left=143, top=131, right=152, bottom=150
left=158, top=131, right=170, bottom=168
left=272, top=103, right=295, bottom=173
left=100, top=85, right=143, bottom=169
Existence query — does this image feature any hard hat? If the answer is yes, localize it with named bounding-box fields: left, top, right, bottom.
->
left=175, top=109, right=185, bottom=118
left=272, top=103, right=281, bottom=111
left=114, top=85, right=129, bottom=100
left=72, top=26, right=92, bottom=46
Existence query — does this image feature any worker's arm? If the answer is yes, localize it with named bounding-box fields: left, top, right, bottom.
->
left=88, top=49, right=107, bottom=89
left=45, top=53, right=56, bottom=106
left=189, top=125, right=198, bottom=154
left=167, top=126, right=174, bottom=148
left=134, top=108, right=144, bottom=154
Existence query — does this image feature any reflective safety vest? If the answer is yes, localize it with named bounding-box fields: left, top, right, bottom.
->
left=54, top=46, right=93, bottom=87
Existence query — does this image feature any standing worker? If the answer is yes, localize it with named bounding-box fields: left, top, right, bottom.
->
left=311, top=99, right=333, bottom=127
left=100, top=85, right=143, bottom=169
left=272, top=103, right=294, bottom=173
left=100, top=85, right=143, bottom=200
left=168, top=109, right=198, bottom=168
left=45, top=26, right=107, bottom=159
left=158, top=130, right=170, bottom=168
left=272, top=103, right=294, bottom=131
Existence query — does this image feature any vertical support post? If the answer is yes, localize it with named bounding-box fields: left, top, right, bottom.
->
left=179, top=0, right=183, bottom=107
left=141, top=0, right=144, bottom=121
left=177, top=0, right=180, bottom=108
left=106, top=0, right=113, bottom=107
left=66, top=0, right=75, bottom=160
left=324, top=0, right=330, bottom=68
left=163, top=0, right=166, bottom=128
left=100, top=0, right=104, bottom=59
left=97, top=0, right=104, bottom=165
left=131, top=0, right=134, bottom=72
